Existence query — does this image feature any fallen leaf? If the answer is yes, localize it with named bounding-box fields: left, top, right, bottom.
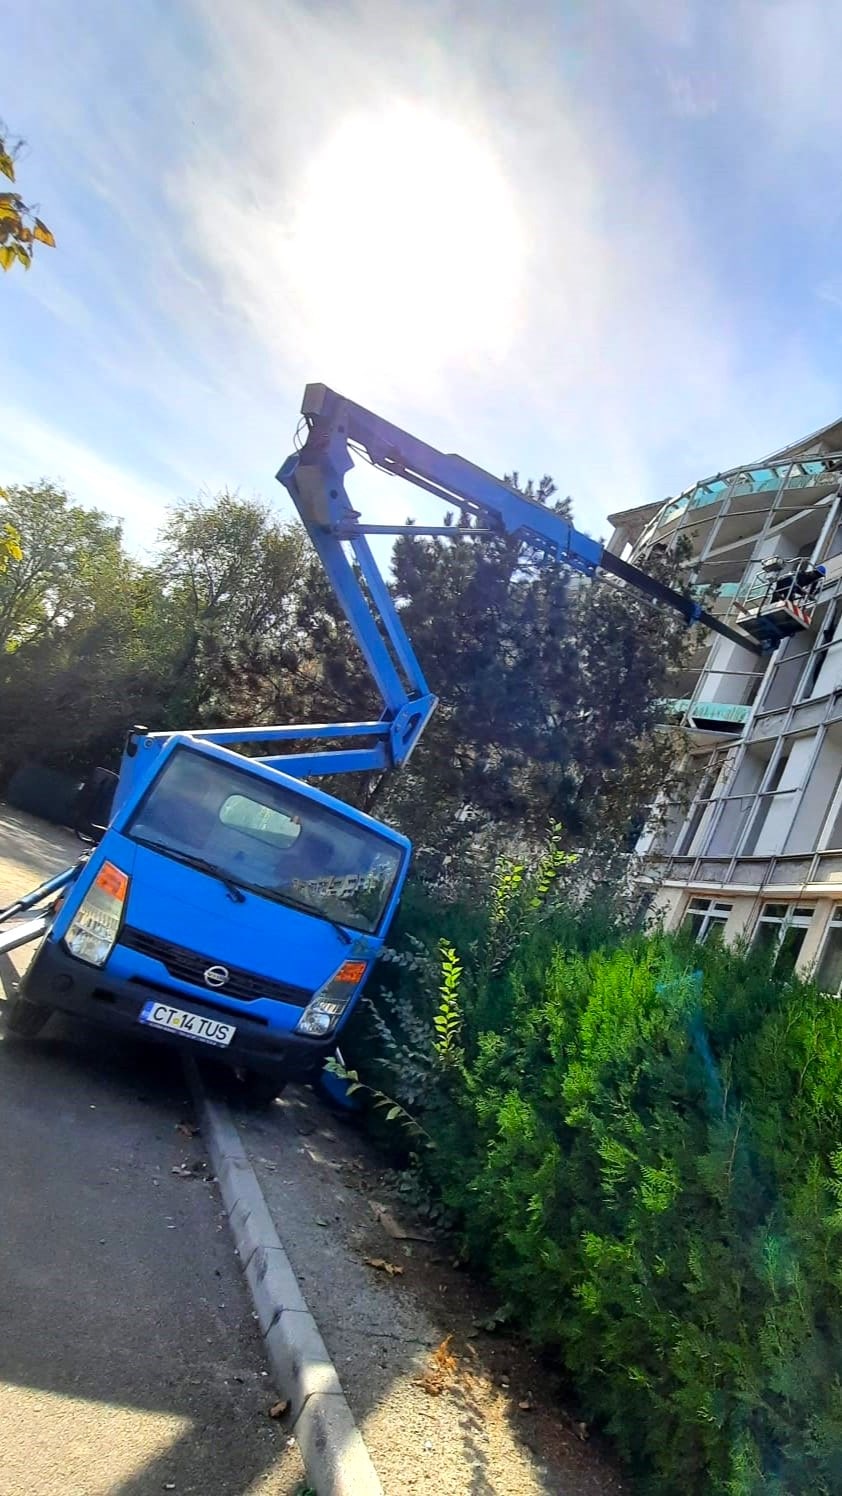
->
left=315, top=1217, right=329, bottom=1228
left=519, top=1400, right=534, bottom=1412
left=171, top=1162, right=205, bottom=1178
left=176, top=1121, right=199, bottom=1138
left=363, top=1256, right=404, bottom=1277
left=416, top=1335, right=458, bottom=1395
left=268, top=1399, right=290, bottom=1419
left=367, top=1198, right=433, bottom=1242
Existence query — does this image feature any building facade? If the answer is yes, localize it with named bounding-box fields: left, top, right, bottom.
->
left=607, top=417, right=842, bottom=989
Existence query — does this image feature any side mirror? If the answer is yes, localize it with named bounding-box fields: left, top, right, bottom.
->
left=73, top=768, right=118, bottom=845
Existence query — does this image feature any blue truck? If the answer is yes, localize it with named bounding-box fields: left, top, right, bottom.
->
left=0, top=386, right=760, bottom=1102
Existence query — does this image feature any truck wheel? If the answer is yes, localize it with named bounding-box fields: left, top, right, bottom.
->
left=3, top=996, right=52, bottom=1037
left=233, top=1069, right=286, bottom=1108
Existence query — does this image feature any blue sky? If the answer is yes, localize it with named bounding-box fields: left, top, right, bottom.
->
left=3, top=0, right=842, bottom=553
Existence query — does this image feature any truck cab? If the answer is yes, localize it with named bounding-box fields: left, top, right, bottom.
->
left=20, top=735, right=409, bottom=1100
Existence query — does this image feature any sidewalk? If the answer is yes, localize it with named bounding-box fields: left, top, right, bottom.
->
left=225, top=1081, right=626, bottom=1496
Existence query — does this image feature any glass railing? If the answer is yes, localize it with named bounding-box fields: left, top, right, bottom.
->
left=639, top=453, right=842, bottom=548
left=784, top=460, right=835, bottom=491
left=662, top=699, right=752, bottom=724
left=687, top=479, right=729, bottom=511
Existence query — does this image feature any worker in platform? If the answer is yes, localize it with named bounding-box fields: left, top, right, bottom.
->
left=762, top=557, right=826, bottom=605
left=793, top=561, right=827, bottom=600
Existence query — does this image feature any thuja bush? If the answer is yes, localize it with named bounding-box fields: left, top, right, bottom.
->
left=346, top=868, right=842, bottom=1494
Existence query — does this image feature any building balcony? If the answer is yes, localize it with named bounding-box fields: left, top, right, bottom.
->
left=662, top=698, right=751, bottom=735
left=640, top=848, right=842, bottom=897
left=637, top=456, right=841, bottom=556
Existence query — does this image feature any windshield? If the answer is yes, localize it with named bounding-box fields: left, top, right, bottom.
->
left=126, top=747, right=404, bottom=934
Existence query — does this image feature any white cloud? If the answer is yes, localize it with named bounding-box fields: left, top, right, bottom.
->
left=0, top=407, right=171, bottom=553
left=6, top=0, right=842, bottom=551
left=161, top=0, right=840, bottom=533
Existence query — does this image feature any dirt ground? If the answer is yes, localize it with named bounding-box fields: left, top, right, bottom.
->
left=234, top=1085, right=628, bottom=1496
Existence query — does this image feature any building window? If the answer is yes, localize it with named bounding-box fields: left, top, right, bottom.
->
left=799, top=602, right=842, bottom=701
left=681, top=897, right=732, bottom=943
left=816, top=911, right=842, bottom=995
left=673, top=749, right=731, bottom=857
left=752, top=903, right=815, bottom=977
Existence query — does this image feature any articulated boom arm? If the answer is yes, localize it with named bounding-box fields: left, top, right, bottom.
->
left=271, top=383, right=760, bottom=775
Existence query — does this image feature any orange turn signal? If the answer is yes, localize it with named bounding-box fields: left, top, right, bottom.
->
left=336, top=960, right=367, bottom=984
left=95, top=861, right=129, bottom=902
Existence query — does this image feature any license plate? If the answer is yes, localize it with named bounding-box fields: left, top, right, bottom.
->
left=139, top=1000, right=235, bottom=1047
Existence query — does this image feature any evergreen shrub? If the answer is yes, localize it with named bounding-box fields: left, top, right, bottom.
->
left=346, top=877, right=842, bottom=1493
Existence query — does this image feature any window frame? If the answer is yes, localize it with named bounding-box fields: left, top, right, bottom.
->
left=751, top=901, right=815, bottom=973
left=681, top=896, right=732, bottom=944
left=815, top=909, right=842, bottom=995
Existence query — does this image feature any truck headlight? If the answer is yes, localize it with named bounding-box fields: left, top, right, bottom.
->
left=64, top=861, right=129, bottom=967
left=297, top=959, right=368, bottom=1037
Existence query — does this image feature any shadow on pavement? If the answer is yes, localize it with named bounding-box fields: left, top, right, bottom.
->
left=0, top=999, right=306, bottom=1496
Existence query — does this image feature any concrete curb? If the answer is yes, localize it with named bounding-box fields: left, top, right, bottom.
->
left=185, top=1058, right=385, bottom=1496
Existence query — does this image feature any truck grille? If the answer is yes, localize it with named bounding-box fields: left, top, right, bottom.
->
left=119, top=927, right=312, bottom=1008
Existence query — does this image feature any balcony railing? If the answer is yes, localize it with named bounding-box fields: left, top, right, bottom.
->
left=642, top=848, right=842, bottom=894
left=662, top=699, right=752, bottom=725
left=636, top=454, right=841, bottom=553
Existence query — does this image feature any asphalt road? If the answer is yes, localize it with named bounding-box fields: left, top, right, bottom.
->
left=0, top=809, right=306, bottom=1496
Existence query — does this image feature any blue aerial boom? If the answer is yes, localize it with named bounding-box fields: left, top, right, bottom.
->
left=112, top=380, right=762, bottom=808
left=274, top=382, right=761, bottom=773
left=1, top=384, right=761, bottom=1102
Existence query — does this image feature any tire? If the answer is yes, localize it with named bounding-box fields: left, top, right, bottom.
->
left=3, top=996, right=52, bottom=1038
left=231, top=1068, right=287, bottom=1109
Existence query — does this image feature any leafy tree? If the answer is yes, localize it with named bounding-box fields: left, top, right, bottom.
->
left=0, top=486, right=22, bottom=572
left=0, top=484, right=173, bottom=776
left=0, top=483, right=124, bottom=653
left=153, top=492, right=316, bottom=725
left=152, top=481, right=690, bottom=856
left=375, top=479, right=690, bottom=857
left=0, top=122, right=55, bottom=273
left=0, top=474, right=690, bottom=867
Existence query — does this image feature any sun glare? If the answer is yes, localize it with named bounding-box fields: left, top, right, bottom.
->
left=288, top=103, right=524, bottom=382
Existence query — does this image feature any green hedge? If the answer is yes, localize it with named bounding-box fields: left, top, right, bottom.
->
left=349, top=893, right=842, bottom=1493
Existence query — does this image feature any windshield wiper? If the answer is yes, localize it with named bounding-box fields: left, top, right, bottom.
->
left=135, top=840, right=247, bottom=904
left=247, top=884, right=354, bottom=944
left=136, top=838, right=356, bottom=939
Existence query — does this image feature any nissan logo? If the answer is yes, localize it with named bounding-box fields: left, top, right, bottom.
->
left=204, top=965, right=229, bottom=989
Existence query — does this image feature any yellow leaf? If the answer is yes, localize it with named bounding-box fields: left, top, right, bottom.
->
left=33, top=219, right=56, bottom=248
left=14, top=243, right=31, bottom=270
left=0, top=148, right=16, bottom=182
left=5, top=541, right=22, bottom=562
left=0, top=245, right=14, bottom=271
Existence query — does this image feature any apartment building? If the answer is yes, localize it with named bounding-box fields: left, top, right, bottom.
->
left=607, top=416, right=842, bottom=989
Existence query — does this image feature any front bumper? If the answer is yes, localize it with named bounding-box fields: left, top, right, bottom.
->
left=21, top=939, right=335, bottom=1079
